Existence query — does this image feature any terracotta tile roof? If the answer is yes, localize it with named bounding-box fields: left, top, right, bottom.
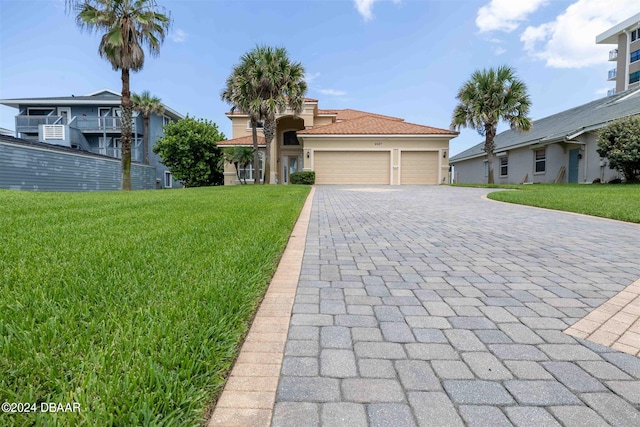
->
left=297, top=116, right=458, bottom=136
left=218, top=135, right=266, bottom=146
left=338, top=109, right=404, bottom=122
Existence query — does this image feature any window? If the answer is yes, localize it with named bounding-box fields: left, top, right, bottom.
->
left=27, top=108, right=55, bottom=116
left=164, top=171, right=172, bottom=188
left=246, top=120, right=264, bottom=129
left=631, top=49, right=640, bottom=63
left=632, top=29, right=639, bottom=42
left=283, top=130, right=300, bottom=146
left=238, top=153, right=264, bottom=182
left=534, top=148, right=546, bottom=173
left=484, top=161, right=488, bottom=177
left=499, top=156, right=508, bottom=176
left=163, top=116, right=171, bottom=126
left=630, top=71, right=640, bottom=85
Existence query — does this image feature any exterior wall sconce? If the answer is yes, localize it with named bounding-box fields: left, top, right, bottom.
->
left=443, top=151, right=447, bottom=158
left=306, top=151, right=310, bottom=159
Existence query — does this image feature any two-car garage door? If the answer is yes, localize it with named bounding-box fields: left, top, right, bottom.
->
left=313, top=150, right=438, bottom=185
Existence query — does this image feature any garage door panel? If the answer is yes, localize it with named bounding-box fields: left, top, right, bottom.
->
left=314, top=151, right=390, bottom=184
left=401, top=151, right=438, bottom=184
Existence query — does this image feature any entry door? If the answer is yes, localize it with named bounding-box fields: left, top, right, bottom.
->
left=282, top=156, right=299, bottom=184
left=568, top=149, right=579, bottom=183
left=57, top=107, right=71, bottom=125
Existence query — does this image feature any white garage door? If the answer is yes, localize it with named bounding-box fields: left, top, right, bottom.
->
left=401, top=151, right=439, bottom=184
left=314, top=151, right=390, bottom=184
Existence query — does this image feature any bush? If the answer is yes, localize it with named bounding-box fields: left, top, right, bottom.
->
left=290, top=171, right=315, bottom=185
left=153, top=116, right=225, bottom=187
left=597, top=116, right=640, bottom=183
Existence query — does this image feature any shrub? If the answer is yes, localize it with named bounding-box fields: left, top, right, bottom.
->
left=597, top=116, right=640, bottom=183
left=290, top=171, right=315, bottom=185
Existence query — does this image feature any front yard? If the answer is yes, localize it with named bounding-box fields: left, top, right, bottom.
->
left=0, top=185, right=309, bottom=426
left=456, top=184, right=640, bottom=223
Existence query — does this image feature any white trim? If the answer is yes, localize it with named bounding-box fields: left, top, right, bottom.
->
left=164, top=171, right=173, bottom=188
left=84, top=88, right=121, bottom=97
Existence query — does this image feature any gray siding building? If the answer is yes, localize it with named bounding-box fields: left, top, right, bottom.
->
left=0, top=135, right=156, bottom=191
left=450, top=87, right=640, bottom=184
left=0, top=89, right=184, bottom=190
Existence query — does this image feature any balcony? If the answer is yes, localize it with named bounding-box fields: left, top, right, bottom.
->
left=609, top=49, right=618, bottom=61
left=607, top=68, right=617, bottom=81
left=74, top=116, right=122, bottom=132
left=15, top=115, right=65, bottom=133
left=607, top=88, right=616, bottom=97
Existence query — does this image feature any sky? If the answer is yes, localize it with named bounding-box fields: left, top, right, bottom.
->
left=0, top=0, right=638, bottom=155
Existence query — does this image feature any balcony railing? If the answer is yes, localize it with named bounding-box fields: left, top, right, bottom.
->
left=609, top=49, right=618, bottom=61
left=607, top=88, right=616, bottom=97
left=607, top=68, right=617, bottom=80
left=92, top=147, right=141, bottom=162
left=16, top=115, right=65, bottom=128
left=74, top=116, right=122, bottom=131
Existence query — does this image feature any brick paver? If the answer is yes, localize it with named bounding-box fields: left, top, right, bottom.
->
left=272, top=186, right=640, bottom=426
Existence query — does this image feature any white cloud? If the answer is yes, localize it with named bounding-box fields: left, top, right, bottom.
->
left=520, top=0, right=639, bottom=68
left=354, top=0, right=400, bottom=22
left=305, top=72, right=320, bottom=83
left=476, top=0, right=548, bottom=32
left=170, top=29, right=187, bottom=43
left=318, top=88, right=347, bottom=96
left=494, top=46, right=506, bottom=55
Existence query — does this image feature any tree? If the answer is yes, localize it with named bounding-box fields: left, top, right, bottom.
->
left=220, top=146, right=254, bottom=184
left=68, top=0, right=171, bottom=190
left=153, top=116, right=225, bottom=187
left=221, top=58, right=263, bottom=185
left=221, top=45, right=307, bottom=184
left=451, top=66, right=532, bottom=184
left=132, top=90, right=164, bottom=165
left=597, top=116, right=640, bottom=183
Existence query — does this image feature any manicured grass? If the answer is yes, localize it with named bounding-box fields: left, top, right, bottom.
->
left=454, top=183, right=640, bottom=223
left=0, top=185, right=309, bottom=426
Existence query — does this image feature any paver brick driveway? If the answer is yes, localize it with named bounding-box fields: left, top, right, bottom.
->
left=272, top=185, right=640, bottom=427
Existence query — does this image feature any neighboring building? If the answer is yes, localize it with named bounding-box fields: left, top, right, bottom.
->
left=219, top=99, right=458, bottom=185
left=0, top=127, right=13, bottom=136
left=0, top=134, right=156, bottom=191
left=450, top=87, right=640, bottom=184
left=0, top=89, right=184, bottom=189
left=596, top=12, right=640, bottom=96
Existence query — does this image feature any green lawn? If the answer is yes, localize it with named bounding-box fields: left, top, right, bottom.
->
left=0, top=185, right=310, bottom=426
left=454, top=183, right=640, bottom=223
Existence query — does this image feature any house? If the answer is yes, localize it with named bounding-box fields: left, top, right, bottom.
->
left=218, top=99, right=458, bottom=185
left=450, top=87, right=640, bottom=184
left=0, top=89, right=183, bottom=189
left=596, top=12, right=640, bottom=96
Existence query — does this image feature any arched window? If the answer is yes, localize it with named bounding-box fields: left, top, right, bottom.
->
left=283, top=130, right=300, bottom=146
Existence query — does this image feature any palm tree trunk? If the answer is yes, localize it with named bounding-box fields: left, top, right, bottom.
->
left=263, top=117, right=276, bottom=184
left=485, top=125, right=497, bottom=184
left=143, top=115, right=150, bottom=165
left=121, top=68, right=133, bottom=191
left=250, top=119, right=260, bottom=184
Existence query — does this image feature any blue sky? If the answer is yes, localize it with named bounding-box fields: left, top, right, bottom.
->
left=0, top=0, right=637, bottom=155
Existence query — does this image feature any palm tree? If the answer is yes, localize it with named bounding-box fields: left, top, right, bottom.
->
left=221, top=45, right=306, bottom=184
left=221, top=60, right=263, bottom=185
left=132, top=90, right=164, bottom=165
left=451, top=65, right=532, bottom=184
left=220, top=146, right=254, bottom=184
left=68, top=0, right=171, bottom=190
